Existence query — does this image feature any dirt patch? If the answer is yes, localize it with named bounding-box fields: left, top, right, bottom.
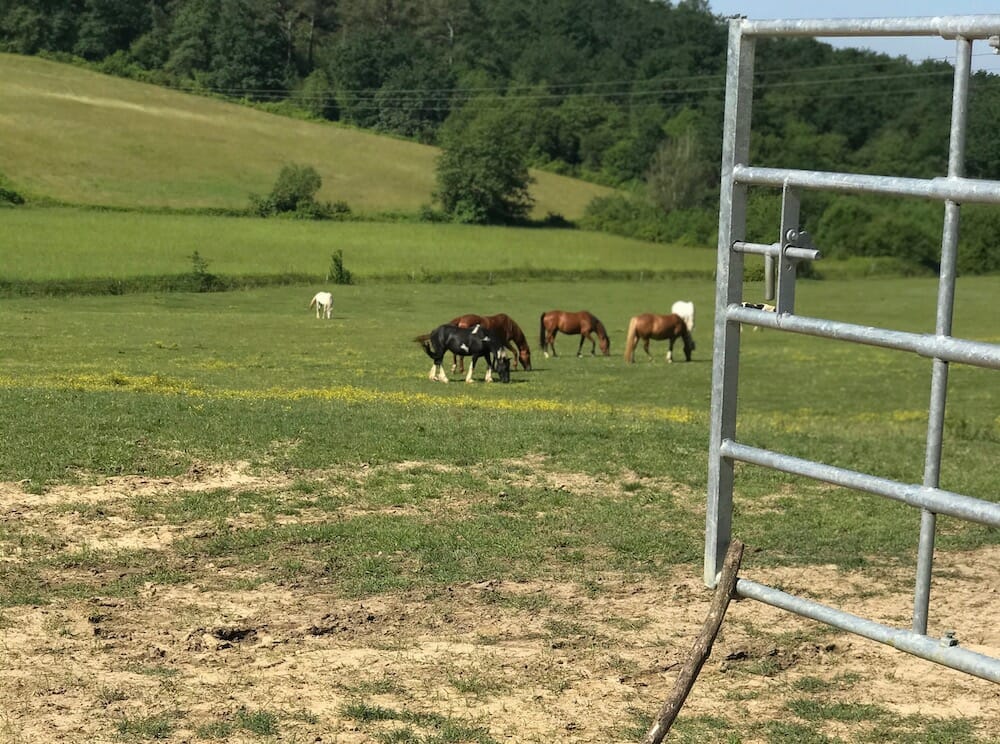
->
left=1, top=466, right=998, bottom=743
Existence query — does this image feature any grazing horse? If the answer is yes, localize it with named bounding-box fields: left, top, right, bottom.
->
left=671, top=300, right=695, bottom=333
left=448, top=313, right=532, bottom=373
left=415, top=324, right=510, bottom=383
left=740, top=302, right=776, bottom=332
left=624, top=313, right=695, bottom=363
left=309, top=291, right=333, bottom=319
left=539, top=310, right=610, bottom=358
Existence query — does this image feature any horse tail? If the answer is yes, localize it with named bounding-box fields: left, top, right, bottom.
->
left=539, top=313, right=547, bottom=349
left=624, top=316, right=638, bottom=363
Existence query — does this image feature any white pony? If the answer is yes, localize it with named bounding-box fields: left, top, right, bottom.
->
left=671, top=300, right=695, bottom=334
left=309, top=291, right=333, bottom=319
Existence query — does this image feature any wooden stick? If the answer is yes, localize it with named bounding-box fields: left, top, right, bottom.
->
left=641, top=539, right=745, bottom=744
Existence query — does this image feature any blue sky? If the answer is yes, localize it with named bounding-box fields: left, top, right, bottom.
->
left=707, top=2, right=1000, bottom=73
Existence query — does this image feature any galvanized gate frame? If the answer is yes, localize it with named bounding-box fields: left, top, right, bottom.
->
left=705, top=16, right=1000, bottom=684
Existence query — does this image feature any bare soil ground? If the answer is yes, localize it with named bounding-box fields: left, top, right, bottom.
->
left=1, top=465, right=998, bottom=743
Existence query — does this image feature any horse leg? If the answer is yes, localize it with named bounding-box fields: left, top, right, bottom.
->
left=577, top=334, right=586, bottom=357
left=667, top=338, right=675, bottom=363
left=643, top=339, right=653, bottom=361
left=507, top=341, right=518, bottom=369
left=546, top=331, right=557, bottom=358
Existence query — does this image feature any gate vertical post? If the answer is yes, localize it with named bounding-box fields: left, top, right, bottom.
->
left=705, top=20, right=755, bottom=587
left=913, top=35, right=972, bottom=634
left=776, top=185, right=801, bottom=313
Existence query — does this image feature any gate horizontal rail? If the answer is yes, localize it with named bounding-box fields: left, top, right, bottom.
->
left=726, top=306, right=1000, bottom=369
left=737, top=579, right=1000, bottom=683
left=733, top=166, right=1000, bottom=204
left=721, top=441, right=1000, bottom=526
left=738, top=16, right=1000, bottom=38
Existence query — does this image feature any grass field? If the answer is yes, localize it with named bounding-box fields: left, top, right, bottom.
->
left=2, top=207, right=716, bottom=284
left=2, top=265, right=998, bottom=741
left=0, top=268, right=1000, bottom=742
left=0, top=53, right=612, bottom=217
left=2, top=51, right=998, bottom=742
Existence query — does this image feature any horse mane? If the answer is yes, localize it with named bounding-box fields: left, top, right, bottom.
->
left=503, top=315, right=526, bottom=346
left=624, top=316, right=638, bottom=363
left=594, top=316, right=607, bottom=339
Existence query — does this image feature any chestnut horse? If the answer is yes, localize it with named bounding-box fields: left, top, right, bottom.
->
left=448, top=313, right=532, bottom=373
left=624, top=313, right=694, bottom=363
left=539, top=310, right=610, bottom=358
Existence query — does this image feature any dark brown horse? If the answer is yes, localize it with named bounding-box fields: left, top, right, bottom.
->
left=624, top=313, right=694, bottom=363
left=539, top=310, right=610, bottom=358
left=448, top=313, right=532, bottom=373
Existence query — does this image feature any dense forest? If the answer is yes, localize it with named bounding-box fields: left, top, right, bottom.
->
left=3, top=0, right=999, bottom=273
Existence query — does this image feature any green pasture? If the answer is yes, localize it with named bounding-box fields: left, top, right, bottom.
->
left=1, top=273, right=997, bottom=591
left=2, top=207, right=715, bottom=284
left=0, top=53, right=611, bottom=217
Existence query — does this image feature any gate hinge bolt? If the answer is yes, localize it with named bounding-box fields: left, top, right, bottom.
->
left=940, top=630, right=959, bottom=647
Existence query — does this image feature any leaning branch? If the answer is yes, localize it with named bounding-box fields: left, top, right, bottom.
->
left=641, top=539, right=745, bottom=744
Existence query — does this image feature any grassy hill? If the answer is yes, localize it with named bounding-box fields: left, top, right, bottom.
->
left=0, top=53, right=612, bottom=218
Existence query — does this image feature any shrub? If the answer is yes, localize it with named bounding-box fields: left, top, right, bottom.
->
left=0, top=187, right=25, bottom=205
left=327, top=250, right=353, bottom=285
left=269, top=163, right=322, bottom=213
left=580, top=193, right=715, bottom=247
left=292, top=70, right=339, bottom=120
left=250, top=164, right=347, bottom=220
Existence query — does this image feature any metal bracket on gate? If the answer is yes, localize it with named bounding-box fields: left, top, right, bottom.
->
left=731, top=183, right=821, bottom=318
left=770, top=184, right=819, bottom=314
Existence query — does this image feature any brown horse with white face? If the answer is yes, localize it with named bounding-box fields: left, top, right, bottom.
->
left=539, top=310, right=610, bottom=358
left=448, top=313, right=532, bottom=372
left=624, top=313, right=694, bottom=363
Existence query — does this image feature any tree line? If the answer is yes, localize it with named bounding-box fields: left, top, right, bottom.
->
left=3, top=0, right=999, bottom=273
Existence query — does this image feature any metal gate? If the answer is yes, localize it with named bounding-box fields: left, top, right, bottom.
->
left=705, top=15, right=1000, bottom=683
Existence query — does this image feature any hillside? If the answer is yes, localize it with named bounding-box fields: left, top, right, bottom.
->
left=0, top=54, right=612, bottom=218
